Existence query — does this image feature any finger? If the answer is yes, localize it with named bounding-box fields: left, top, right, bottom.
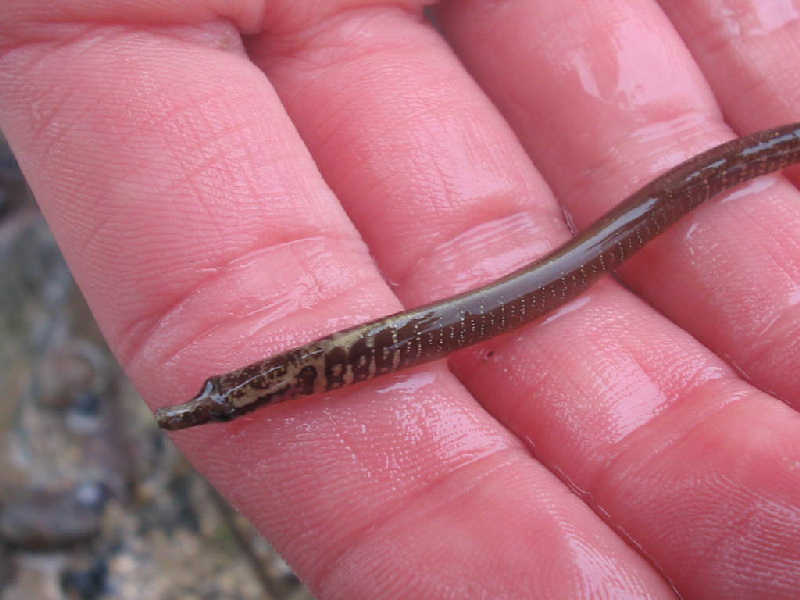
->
left=658, top=0, right=800, bottom=129
left=0, top=2, right=674, bottom=597
left=440, top=0, right=800, bottom=405
left=437, top=0, right=800, bottom=596
left=651, top=1, right=800, bottom=394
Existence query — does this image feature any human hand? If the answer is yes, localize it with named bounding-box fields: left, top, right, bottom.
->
left=1, top=1, right=799, bottom=598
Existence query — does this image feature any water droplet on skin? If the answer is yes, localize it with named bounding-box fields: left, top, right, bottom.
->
left=541, top=295, right=591, bottom=327
left=788, top=286, right=800, bottom=306
left=374, top=371, right=436, bottom=395
left=720, top=0, right=799, bottom=37
left=718, top=176, right=775, bottom=205
left=684, top=222, right=700, bottom=256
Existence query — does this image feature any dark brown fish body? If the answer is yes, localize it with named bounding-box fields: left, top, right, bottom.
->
left=156, top=123, right=800, bottom=430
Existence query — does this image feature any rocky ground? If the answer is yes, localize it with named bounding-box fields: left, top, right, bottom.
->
left=0, top=136, right=314, bottom=600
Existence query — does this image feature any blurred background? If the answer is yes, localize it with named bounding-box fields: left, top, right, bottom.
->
left=0, top=136, right=314, bottom=599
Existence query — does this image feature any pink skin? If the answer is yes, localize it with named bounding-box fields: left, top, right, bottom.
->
left=1, top=1, right=799, bottom=598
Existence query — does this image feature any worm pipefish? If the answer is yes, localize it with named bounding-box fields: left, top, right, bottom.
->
left=156, top=123, right=800, bottom=430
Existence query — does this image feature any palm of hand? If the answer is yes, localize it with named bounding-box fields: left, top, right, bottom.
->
left=1, top=2, right=799, bottom=598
